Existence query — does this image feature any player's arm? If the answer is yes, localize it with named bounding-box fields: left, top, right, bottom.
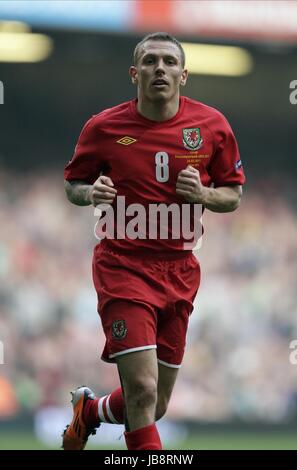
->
left=64, top=116, right=117, bottom=207
left=176, top=166, right=242, bottom=213
left=199, top=184, right=242, bottom=213
left=64, top=176, right=117, bottom=207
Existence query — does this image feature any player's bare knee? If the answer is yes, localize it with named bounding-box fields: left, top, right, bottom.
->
left=125, top=379, right=158, bottom=410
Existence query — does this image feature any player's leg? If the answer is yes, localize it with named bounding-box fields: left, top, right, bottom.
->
left=116, top=348, right=162, bottom=450
left=62, top=362, right=178, bottom=450
left=62, top=315, right=180, bottom=450
left=116, top=349, right=158, bottom=430
left=155, top=362, right=179, bottom=420
left=78, top=361, right=178, bottom=428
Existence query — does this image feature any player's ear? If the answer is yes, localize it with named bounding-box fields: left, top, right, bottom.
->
left=180, top=69, right=188, bottom=87
left=129, top=66, right=138, bottom=85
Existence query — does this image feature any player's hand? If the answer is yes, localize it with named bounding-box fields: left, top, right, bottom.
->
left=89, top=175, right=117, bottom=206
left=176, top=165, right=206, bottom=203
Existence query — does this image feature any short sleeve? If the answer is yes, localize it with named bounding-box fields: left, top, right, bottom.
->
left=64, top=117, right=104, bottom=184
left=208, top=116, right=245, bottom=187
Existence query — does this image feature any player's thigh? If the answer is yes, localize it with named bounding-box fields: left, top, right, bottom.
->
left=157, top=362, right=179, bottom=417
left=158, top=362, right=179, bottom=397
left=116, top=349, right=159, bottom=396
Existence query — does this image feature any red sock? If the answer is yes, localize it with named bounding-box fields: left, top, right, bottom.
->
left=83, top=397, right=100, bottom=428
left=83, top=388, right=124, bottom=427
left=125, top=423, right=162, bottom=450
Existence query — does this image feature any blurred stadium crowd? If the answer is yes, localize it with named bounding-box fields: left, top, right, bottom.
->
left=1, top=167, right=297, bottom=423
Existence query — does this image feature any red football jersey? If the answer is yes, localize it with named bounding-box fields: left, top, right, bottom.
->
left=64, top=96, right=245, bottom=253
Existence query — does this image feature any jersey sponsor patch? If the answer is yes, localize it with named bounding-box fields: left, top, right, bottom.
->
left=182, top=127, right=203, bottom=151
left=116, top=136, right=137, bottom=145
left=112, top=320, right=128, bottom=340
left=235, top=159, right=242, bottom=170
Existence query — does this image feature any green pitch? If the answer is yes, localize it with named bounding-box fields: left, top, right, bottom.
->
left=0, top=431, right=297, bottom=450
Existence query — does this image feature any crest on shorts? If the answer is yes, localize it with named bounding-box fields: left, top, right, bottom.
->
left=182, top=127, right=203, bottom=150
left=112, top=320, right=127, bottom=340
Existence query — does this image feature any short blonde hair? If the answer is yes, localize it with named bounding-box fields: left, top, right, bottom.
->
left=133, top=32, right=185, bottom=68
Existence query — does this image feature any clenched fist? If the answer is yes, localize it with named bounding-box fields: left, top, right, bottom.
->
left=89, top=175, right=117, bottom=206
left=176, top=165, right=206, bottom=204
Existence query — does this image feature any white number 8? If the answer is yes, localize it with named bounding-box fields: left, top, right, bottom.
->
left=155, top=151, right=169, bottom=183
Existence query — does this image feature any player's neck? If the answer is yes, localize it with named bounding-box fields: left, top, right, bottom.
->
left=137, top=96, right=180, bottom=122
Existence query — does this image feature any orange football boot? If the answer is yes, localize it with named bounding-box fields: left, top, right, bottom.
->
left=62, top=386, right=100, bottom=450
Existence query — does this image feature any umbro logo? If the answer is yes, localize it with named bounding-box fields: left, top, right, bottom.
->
left=116, top=136, right=137, bottom=145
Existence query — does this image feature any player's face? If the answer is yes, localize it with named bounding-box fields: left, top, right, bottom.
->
left=130, top=40, right=188, bottom=104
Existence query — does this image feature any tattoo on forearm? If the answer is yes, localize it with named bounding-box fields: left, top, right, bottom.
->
left=64, top=180, right=91, bottom=206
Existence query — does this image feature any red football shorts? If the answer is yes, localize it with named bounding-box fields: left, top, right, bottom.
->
left=92, top=243, right=201, bottom=368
